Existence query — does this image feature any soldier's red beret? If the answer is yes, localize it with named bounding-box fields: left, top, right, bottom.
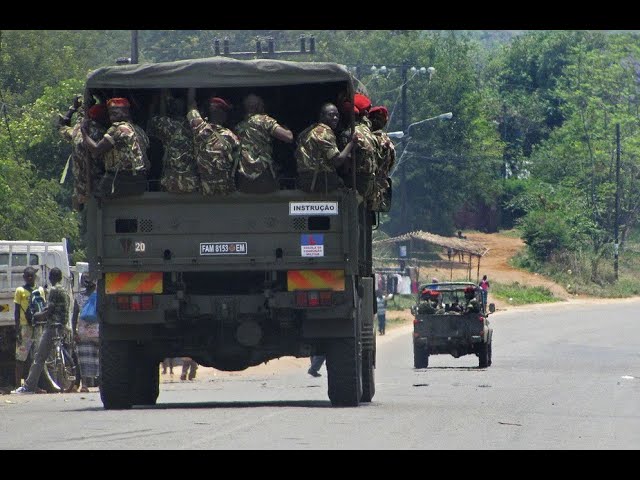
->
left=209, top=97, right=232, bottom=111
left=88, top=104, right=107, bottom=120
left=369, top=106, right=389, bottom=120
left=354, top=93, right=372, bottom=112
left=106, top=97, right=130, bottom=108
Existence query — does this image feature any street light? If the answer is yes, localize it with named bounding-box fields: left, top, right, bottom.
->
left=389, top=112, right=454, bottom=177
left=387, top=112, right=453, bottom=140
left=347, top=62, right=435, bottom=233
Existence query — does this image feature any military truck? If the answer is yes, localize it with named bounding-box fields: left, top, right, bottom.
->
left=83, top=57, right=381, bottom=409
left=411, top=281, right=495, bottom=368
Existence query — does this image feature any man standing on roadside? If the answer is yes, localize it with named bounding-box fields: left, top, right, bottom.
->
left=13, top=267, right=45, bottom=387
left=479, top=275, right=490, bottom=312
left=12, top=268, right=69, bottom=394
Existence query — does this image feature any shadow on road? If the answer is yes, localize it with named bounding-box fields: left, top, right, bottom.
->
left=137, top=400, right=343, bottom=409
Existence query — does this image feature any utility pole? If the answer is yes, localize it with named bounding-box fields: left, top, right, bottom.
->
left=400, top=63, right=408, bottom=233
left=131, top=30, right=139, bottom=64
left=614, top=123, right=621, bottom=281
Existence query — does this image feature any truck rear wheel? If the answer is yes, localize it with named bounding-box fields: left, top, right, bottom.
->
left=360, top=347, right=375, bottom=402
left=100, top=339, right=134, bottom=410
left=132, top=355, right=159, bottom=406
left=327, top=337, right=362, bottom=407
left=413, top=343, right=429, bottom=369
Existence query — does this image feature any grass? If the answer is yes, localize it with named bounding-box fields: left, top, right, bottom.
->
left=386, top=294, right=416, bottom=311
left=491, top=281, right=561, bottom=305
left=497, top=228, right=523, bottom=239
left=384, top=315, right=412, bottom=329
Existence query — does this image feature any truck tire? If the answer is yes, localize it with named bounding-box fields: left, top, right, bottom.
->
left=413, top=343, right=429, bottom=369
left=327, top=337, right=362, bottom=407
left=100, top=339, right=134, bottom=410
left=360, top=276, right=375, bottom=403
left=132, top=356, right=160, bottom=406
left=360, top=347, right=375, bottom=402
left=478, top=342, right=489, bottom=368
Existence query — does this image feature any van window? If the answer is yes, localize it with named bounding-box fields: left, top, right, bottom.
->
left=0, top=253, right=40, bottom=266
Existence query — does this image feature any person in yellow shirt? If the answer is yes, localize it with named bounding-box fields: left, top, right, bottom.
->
left=13, top=266, right=46, bottom=387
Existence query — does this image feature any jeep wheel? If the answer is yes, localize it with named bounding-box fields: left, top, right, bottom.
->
left=100, top=339, right=134, bottom=410
left=488, top=342, right=492, bottom=367
left=478, top=342, right=489, bottom=368
left=413, top=343, right=429, bottom=369
left=327, top=337, right=362, bottom=407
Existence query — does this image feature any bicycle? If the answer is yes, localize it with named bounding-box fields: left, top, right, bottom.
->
left=33, top=320, right=76, bottom=393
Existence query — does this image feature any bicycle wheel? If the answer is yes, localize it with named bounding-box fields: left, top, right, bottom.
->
left=46, top=345, right=76, bottom=392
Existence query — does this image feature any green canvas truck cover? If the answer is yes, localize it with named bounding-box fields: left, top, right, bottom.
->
left=86, top=57, right=353, bottom=89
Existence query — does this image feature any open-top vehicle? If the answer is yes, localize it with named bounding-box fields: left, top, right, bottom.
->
left=411, top=281, right=494, bottom=368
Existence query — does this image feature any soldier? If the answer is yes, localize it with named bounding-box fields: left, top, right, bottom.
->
left=348, top=93, right=378, bottom=206
left=187, top=91, right=240, bottom=195
left=81, top=97, right=150, bottom=196
left=234, top=93, right=293, bottom=192
left=368, top=105, right=396, bottom=210
left=295, top=103, right=357, bottom=193
left=57, top=95, right=108, bottom=210
left=147, top=90, right=200, bottom=193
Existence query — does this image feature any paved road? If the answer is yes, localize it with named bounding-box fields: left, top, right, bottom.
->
left=1, top=299, right=639, bottom=449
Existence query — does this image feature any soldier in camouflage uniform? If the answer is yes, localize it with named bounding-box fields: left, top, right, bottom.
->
left=295, top=103, right=356, bottom=192
left=187, top=94, right=240, bottom=195
left=57, top=96, right=108, bottom=210
left=82, top=97, right=149, bottom=194
left=147, top=91, right=200, bottom=193
left=368, top=105, right=396, bottom=210
left=11, top=268, right=69, bottom=394
left=234, top=94, right=293, bottom=190
left=346, top=93, right=378, bottom=205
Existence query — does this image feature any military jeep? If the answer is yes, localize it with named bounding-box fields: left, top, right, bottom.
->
left=411, top=281, right=494, bottom=368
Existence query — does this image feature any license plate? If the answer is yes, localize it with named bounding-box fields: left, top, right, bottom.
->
left=200, top=242, right=248, bottom=255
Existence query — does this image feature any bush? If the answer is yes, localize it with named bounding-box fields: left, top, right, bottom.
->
left=519, top=210, right=573, bottom=261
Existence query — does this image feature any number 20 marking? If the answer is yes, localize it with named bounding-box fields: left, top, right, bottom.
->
left=135, top=242, right=146, bottom=253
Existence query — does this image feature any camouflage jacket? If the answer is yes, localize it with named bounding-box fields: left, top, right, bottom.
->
left=103, top=121, right=149, bottom=174
left=372, top=130, right=396, bottom=177
left=295, top=123, right=340, bottom=174
left=234, top=114, right=281, bottom=179
left=353, top=117, right=377, bottom=175
left=187, top=108, right=240, bottom=195
left=47, top=283, right=70, bottom=327
left=147, top=115, right=200, bottom=193
left=58, top=110, right=106, bottom=198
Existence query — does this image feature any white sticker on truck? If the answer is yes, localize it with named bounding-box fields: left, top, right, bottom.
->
left=200, top=242, right=248, bottom=255
left=289, top=202, right=338, bottom=216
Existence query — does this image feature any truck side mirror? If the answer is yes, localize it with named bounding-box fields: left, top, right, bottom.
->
left=489, top=303, right=495, bottom=313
